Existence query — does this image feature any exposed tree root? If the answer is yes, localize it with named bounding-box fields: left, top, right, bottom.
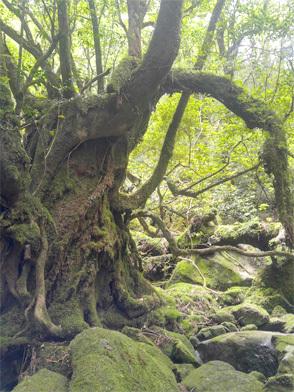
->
left=32, top=225, right=62, bottom=337
left=16, top=263, right=32, bottom=304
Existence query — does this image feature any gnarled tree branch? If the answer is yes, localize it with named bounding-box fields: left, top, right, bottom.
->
left=132, top=211, right=294, bottom=260
left=162, top=70, right=294, bottom=246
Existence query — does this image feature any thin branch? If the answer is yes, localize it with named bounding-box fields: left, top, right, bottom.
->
left=18, top=34, right=60, bottom=112
left=115, top=0, right=128, bottom=36
left=0, top=18, right=60, bottom=96
left=167, top=163, right=260, bottom=198
left=80, top=68, right=111, bottom=94
left=182, top=138, right=244, bottom=192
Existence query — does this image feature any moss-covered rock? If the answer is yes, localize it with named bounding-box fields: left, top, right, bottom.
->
left=240, top=324, right=258, bottom=331
left=12, top=369, right=69, bottom=392
left=263, top=314, right=294, bottom=333
left=278, top=349, right=294, bottom=374
left=196, top=325, right=227, bottom=341
left=256, top=258, right=294, bottom=305
left=272, top=305, right=288, bottom=317
left=249, top=371, right=267, bottom=384
left=197, top=331, right=279, bottom=377
left=221, top=321, right=238, bottom=332
left=146, top=327, right=199, bottom=366
left=169, top=251, right=263, bottom=290
left=245, top=287, right=291, bottom=313
left=163, top=283, right=216, bottom=316
left=227, top=303, right=269, bottom=327
left=121, top=326, right=154, bottom=346
left=280, top=314, right=294, bottom=333
left=219, top=286, right=248, bottom=306
left=173, top=363, right=195, bottom=382
left=264, top=374, right=294, bottom=392
left=272, top=334, right=294, bottom=355
left=150, top=283, right=217, bottom=332
left=69, top=327, right=179, bottom=392
left=212, top=309, right=236, bottom=323
left=182, top=361, right=264, bottom=392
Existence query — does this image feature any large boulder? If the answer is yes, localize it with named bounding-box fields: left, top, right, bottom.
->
left=226, top=303, right=270, bottom=327
left=144, top=327, right=199, bottom=366
left=272, top=334, right=294, bottom=375
left=12, top=369, right=68, bottom=392
left=169, top=249, right=268, bottom=290
left=153, top=283, right=217, bottom=334
left=182, top=360, right=264, bottom=392
left=196, top=325, right=227, bottom=341
left=197, top=331, right=279, bottom=377
left=264, top=374, right=294, bottom=392
left=69, top=327, right=179, bottom=392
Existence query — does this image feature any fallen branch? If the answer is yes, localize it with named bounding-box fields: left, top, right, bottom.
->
left=132, top=210, right=294, bottom=261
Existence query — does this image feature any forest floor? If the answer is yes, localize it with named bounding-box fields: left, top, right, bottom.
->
left=1, top=223, right=294, bottom=392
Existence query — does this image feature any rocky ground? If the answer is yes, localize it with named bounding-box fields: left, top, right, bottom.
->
left=1, top=229, right=294, bottom=392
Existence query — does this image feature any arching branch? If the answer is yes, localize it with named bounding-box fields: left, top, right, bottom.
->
left=162, top=70, right=294, bottom=246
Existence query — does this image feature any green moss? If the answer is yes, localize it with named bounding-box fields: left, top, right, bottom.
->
left=273, top=335, right=294, bottom=356
left=12, top=369, right=68, bottom=392
left=212, top=309, right=236, bottom=323
left=264, top=374, right=294, bottom=392
left=272, top=306, right=287, bottom=317
left=48, top=167, right=77, bottom=203
left=246, top=287, right=290, bottom=313
left=8, top=222, right=40, bottom=246
left=169, top=251, right=256, bottom=291
left=0, top=305, right=25, bottom=338
left=280, top=314, right=294, bottom=333
left=197, top=325, right=227, bottom=340
left=179, top=314, right=203, bottom=335
left=148, top=305, right=183, bottom=328
left=226, top=303, right=269, bottom=326
left=183, top=361, right=264, bottom=392
left=240, top=324, right=258, bottom=331
left=168, top=260, right=202, bottom=285
left=143, top=327, right=198, bottom=366
left=249, top=371, right=267, bottom=384
left=173, top=363, right=194, bottom=382
left=107, top=56, right=139, bottom=92
left=49, top=297, right=88, bottom=338
left=69, top=327, right=179, bottom=392
left=220, top=286, right=248, bottom=306
left=121, top=326, right=154, bottom=346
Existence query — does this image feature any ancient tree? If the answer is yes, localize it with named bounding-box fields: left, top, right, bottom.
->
left=0, top=0, right=293, bottom=341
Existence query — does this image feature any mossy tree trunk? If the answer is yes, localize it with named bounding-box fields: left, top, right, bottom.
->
left=1, top=0, right=293, bottom=345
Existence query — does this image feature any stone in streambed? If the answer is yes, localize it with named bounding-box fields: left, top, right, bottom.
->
left=182, top=360, right=264, bottom=392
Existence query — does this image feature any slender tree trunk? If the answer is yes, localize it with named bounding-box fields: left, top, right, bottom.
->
left=88, top=0, right=104, bottom=93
